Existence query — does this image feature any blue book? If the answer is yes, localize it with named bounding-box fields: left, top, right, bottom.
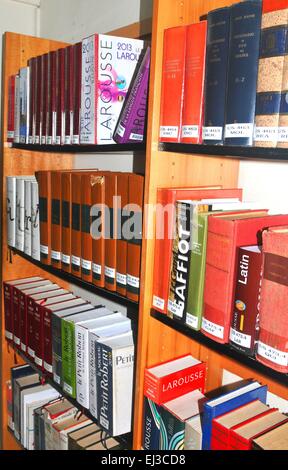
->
left=142, top=397, right=161, bottom=450
left=202, top=381, right=268, bottom=450
left=203, top=7, right=231, bottom=145
left=224, top=1, right=262, bottom=146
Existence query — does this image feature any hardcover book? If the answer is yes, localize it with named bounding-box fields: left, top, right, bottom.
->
left=67, top=422, right=100, bottom=450
left=159, top=26, right=187, bottom=143
left=34, top=56, right=42, bottom=144
left=36, top=170, right=52, bottom=265
left=24, top=179, right=33, bottom=256
left=116, top=173, right=129, bottom=296
left=51, top=171, right=62, bottom=268
left=64, top=45, right=74, bottom=144
left=7, top=75, right=16, bottom=142
left=184, top=414, right=203, bottom=451
left=230, top=245, right=262, bottom=356
left=14, top=74, right=20, bottom=143
left=257, top=225, right=288, bottom=372
left=41, top=54, right=49, bottom=144
left=61, top=171, right=72, bottom=272
left=181, top=21, right=207, bottom=144
left=7, top=176, right=16, bottom=248
left=142, top=397, right=161, bottom=451
left=27, top=57, right=35, bottom=144
left=52, top=415, right=91, bottom=451
left=81, top=173, right=95, bottom=283
left=113, top=46, right=150, bottom=144
left=56, top=48, right=66, bottom=145
left=203, top=7, right=231, bottom=144
left=80, top=34, right=143, bottom=145
left=72, top=42, right=82, bottom=144
left=144, top=355, right=206, bottom=406
left=104, top=173, right=118, bottom=291
left=252, top=421, right=288, bottom=450
left=224, top=1, right=262, bottom=146
left=14, top=373, right=40, bottom=441
left=71, top=172, right=83, bottom=277
left=31, top=180, right=40, bottom=261
left=91, top=175, right=105, bottom=287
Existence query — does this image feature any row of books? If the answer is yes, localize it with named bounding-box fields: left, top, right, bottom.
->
left=7, top=170, right=144, bottom=301
left=7, top=33, right=150, bottom=146
left=7, top=365, right=122, bottom=450
left=152, top=185, right=288, bottom=374
left=4, top=276, right=135, bottom=436
left=159, top=0, right=288, bottom=148
left=142, top=355, right=288, bottom=450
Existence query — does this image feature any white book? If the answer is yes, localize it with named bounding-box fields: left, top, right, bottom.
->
left=31, top=180, right=40, bottom=261
left=19, top=66, right=30, bottom=144
left=184, top=414, right=203, bottom=450
left=43, top=399, right=77, bottom=451
left=96, top=331, right=134, bottom=436
left=75, top=312, right=129, bottom=409
left=88, top=317, right=132, bottom=418
left=22, top=385, right=60, bottom=450
left=15, top=178, right=25, bottom=252
left=14, top=75, right=20, bottom=143
left=6, top=176, right=16, bottom=248
left=52, top=415, right=91, bottom=450
left=24, top=179, right=34, bottom=256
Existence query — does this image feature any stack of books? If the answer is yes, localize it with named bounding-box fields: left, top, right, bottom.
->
left=4, top=277, right=135, bottom=437
left=159, top=0, right=288, bottom=149
left=152, top=185, right=288, bottom=374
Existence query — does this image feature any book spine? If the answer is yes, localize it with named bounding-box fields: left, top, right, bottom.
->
left=76, top=326, right=89, bottom=408
left=96, top=342, right=113, bottom=434
left=91, top=176, right=105, bottom=287
left=104, top=174, right=117, bottom=291
left=34, top=303, right=44, bottom=369
left=254, top=9, right=288, bottom=147
left=186, top=212, right=209, bottom=331
left=7, top=75, right=16, bottom=142
left=89, top=333, right=98, bottom=418
left=160, top=407, right=185, bottom=451
left=224, top=1, right=262, bottom=146
left=52, top=315, right=63, bottom=385
left=73, top=42, right=82, bottom=144
left=37, top=171, right=51, bottom=265
left=27, top=59, right=34, bottom=144
left=167, top=202, right=192, bottom=322
left=181, top=22, right=207, bottom=144
left=15, top=178, right=25, bottom=252
left=31, top=181, right=40, bottom=261
left=230, top=247, right=262, bottom=356
left=27, top=299, right=36, bottom=358
left=32, top=58, right=37, bottom=144
left=14, top=75, right=20, bottom=143
left=203, top=7, right=231, bottom=144
left=142, top=397, right=161, bottom=450
left=114, top=47, right=150, bottom=144
left=159, top=27, right=187, bottom=143
left=24, top=180, right=32, bottom=257
left=81, top=174, right=93, bottom=283
left=12, top=288, right=21, bottom=348
left=126, top=174, right=144, bottom=302
left=42, top=310, right=52, bottom=375
left=13, top=382, right=21, bottom=441
left=51, top=172, right=62, bottom=268
left=35, top=57, right=41, bottom=144
left=51, top=52, right=57, bottom=145
left=4, top=284, right=13, bottom=341
left=19, top=292, right=28, bottom=353
left=116, top=174, right=129, bottom=296
left=80, top=35, right=97, bottom=144
left=71, top=173, right=82, bottom=277
left=6, top=176, right=16, bottom=248
left=46, top=52, right=52, bottom=144
left=41, top=54, right=48, bottom=145
left=62, top=321, right=77, bottom=397
left=61, top=172, right=72, bottom=272
left=55, top=49, right=65, bottom=145
left=64, top=46, right=73, bottom=144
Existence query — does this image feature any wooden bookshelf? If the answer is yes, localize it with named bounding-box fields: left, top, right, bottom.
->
left=132, top=0, right=288, bottom=451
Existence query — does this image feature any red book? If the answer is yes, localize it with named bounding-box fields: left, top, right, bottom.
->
left=230, top=245, right=263, bottom=356
left=13, top=279, right=51, bottom=350
left=43, top=298, right=88, bottom=376
left=47, top=51, right=57, bottom=145
left=73, top=42, right=82, bottom=144
left=26, top=285, right=62, bottom=359
left=33, top=293, right=74, bottom=369
left=41, top=53, right=49, bottom=144
left=64, top=45, right=74, bottom=145
left=229, top=409, right=288, bottom=450
left=263, top=0, right=288, bottom=13
left=159, top=26, right=187, bottom=143
left=152, top=187, right=242, bottom=314
left=257, top=226, right=288, bottom=373
left=202, top=213, right=288, bottom=344
left=181, top=21, right=207, bottom=144
left=211, top=399, right=269, bottom=450
left=7, top=75, right=16, bottom=142
left=34, top=56, right=42, bottom=144
left=3, top=277, right=43, bottom=342
left=56, top=48, right=66, bottom=145
left=28, top=57, right=36, bottom=144
left=144, top=355, right=206, bottom=406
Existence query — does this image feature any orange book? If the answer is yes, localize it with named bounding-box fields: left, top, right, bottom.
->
left=116, top=173, right=129, bottom=297
left=36, top=171, right=51, bottom=265
left=51, top=171, right=62, bottom=269
left=181, top=21, right=207, bottom=144
left=92, top=175, right=106, bottom=288
left=159, top=26, right=187, bottom=143
left=104, top=173, right=118, bottom=291
left=71, top=172, right=83, bottom=278
left=81, top=173, right=99, bottom=283
left=61, top=172, right=72, bottom=273
left=126, top=174, right=144, bottom=302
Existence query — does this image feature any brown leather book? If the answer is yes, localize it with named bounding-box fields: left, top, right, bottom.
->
left=51, top=171, right=62, bottom=269
left=61, top=171, right=72, bottom=273
left=116, top=173, right=129, bottom=297
left=91, top=175, right=106, bottom=288
left=127, top=174, right=144, bottom=302
left=104, top=173, right=118, bottom=291
left=36, top=170, right=51, bottom=265
left=71, top=172, right=82, bottom=278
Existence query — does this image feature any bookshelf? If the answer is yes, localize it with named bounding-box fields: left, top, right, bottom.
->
left=132, top=0, right=288, bottom=451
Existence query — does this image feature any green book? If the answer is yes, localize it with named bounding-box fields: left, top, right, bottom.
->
left=61, top=307, right=112, bottom=398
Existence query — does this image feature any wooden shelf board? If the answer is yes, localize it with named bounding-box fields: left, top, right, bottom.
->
left=12, top=143, right=146, bottom=154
